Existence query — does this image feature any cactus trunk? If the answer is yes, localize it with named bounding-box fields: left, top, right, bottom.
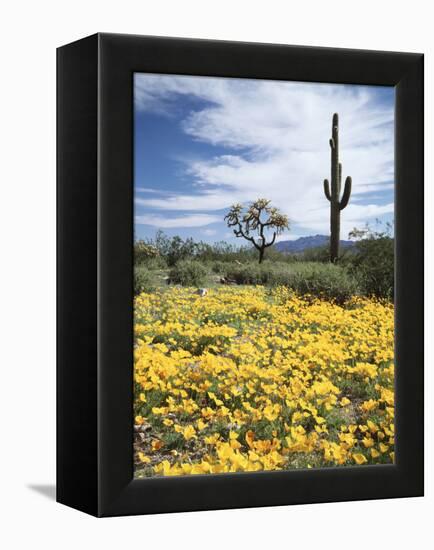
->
left=323, top=113, right=352, bottom=263
left=330, top=201, right=340, bottom=263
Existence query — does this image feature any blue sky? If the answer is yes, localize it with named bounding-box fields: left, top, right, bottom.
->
left=134, top=74, right=394, bottom=244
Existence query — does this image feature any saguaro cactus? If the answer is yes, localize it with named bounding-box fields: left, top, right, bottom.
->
left=323, top=113, right=352, bottom=263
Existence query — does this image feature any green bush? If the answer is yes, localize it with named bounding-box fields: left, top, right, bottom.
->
left=345, top=237, right=394, bottom=299
left=269, top=263, right=360, bottom=304
left=223, top=261, right=359, bottom=303
left=134, top=240, right=168, bottom=269
left=223, top=262, right=280, bottom=284
left=139, top=256, right=168, bottom=270
left=134, top=267, right=156, bottom=295
left=169, top=260, right=209, bottom=287
left=208, top=260, right=231, bottom=274
left=134, top=240, right=159, bottom=263
left=300, top=245, right=330, bottom=263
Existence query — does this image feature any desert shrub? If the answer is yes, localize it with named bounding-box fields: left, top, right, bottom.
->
left=224, top=261, right=359, bottom=303
left=300, top=245, right=330, bottom=263
left=139, top=256, right=168, bottom=270
left=262, top=247, right=297, bottom=263
left=195, top=240, right=256, bottom=263
left=134, top=267, right=156, bottom=295
left=134, top=240, right=159, bottom=263
left=270, top=263, right=360, bottom=304
left=345, top=237, right=394, bottom=299
left=165, top=237, right=198, bottom=266
left=149, top=231, right=198, bottom=266
left=134, top=239, right=168, bottom=268
left=169, top=260, right=209, bottom=287
left=223, top=262, right=280, bottom=284
left=209, top=260, right=229, bottom=274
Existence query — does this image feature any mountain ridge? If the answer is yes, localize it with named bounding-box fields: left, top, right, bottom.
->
left=275, top=234, right=354, bottom=253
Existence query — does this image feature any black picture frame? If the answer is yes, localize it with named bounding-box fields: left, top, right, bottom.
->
left=57, top=33, right=424, bottom=517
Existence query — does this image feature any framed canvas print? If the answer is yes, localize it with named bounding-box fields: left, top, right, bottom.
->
left=57, top=33, right=424, bottom=517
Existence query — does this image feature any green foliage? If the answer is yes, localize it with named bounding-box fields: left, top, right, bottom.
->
left=139, top=231, right=256, bottom=266
left=134, top=266, right=157, bottom=295
left=161, top=431, right=185, bottom=451
left=347, top=238, right=394, bottom=299
left=343, top=222, right=394, bottom=299
left=281, top=264, right=360, bottom=304
left=138, top=230, right=197, bottom=266
left=134, top=224, right=393, bottom=300
left=169, top=260, right=209, bottom=287
left=196, top=241, right=255, bottom=263
left=270, top=263, right=359, bottom=304
left=223, top=261, right=359, bottom=303
left=159, top=234, right=197, bottom=266
left=224, top=263, right=272, bottom=285
left=134, top=240, right=159, bottom=264
left=299, top=245, right=331, bottom=263
left=209, top=260, right=229, bottom=274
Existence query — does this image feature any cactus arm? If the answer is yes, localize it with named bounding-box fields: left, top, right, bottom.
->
left=233, top=224, right=261, bottom=249
left=339, top=176, right=352, bottom=210
left=323, top=179, right=331, bottom=201
left=264, top=232, right=277, bottom=248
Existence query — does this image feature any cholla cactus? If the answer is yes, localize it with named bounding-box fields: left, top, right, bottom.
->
left=323, top=113, right=352, bottom=263
left=225, top=199, right=289, bottom=263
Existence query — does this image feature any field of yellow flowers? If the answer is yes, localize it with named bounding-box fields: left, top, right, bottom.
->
left=134, top=286, right=394, bottom=477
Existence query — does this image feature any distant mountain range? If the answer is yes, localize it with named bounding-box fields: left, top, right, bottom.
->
left=275, top=234, right=354, bottom=253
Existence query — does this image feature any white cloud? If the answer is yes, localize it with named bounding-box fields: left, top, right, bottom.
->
left=202, top=228, right=217, bottom=236
left=135, top=213, right=220, bottom=228
left=134, top=74, right=394, bottom=236
left=135, top=187, right=163, bottom=194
